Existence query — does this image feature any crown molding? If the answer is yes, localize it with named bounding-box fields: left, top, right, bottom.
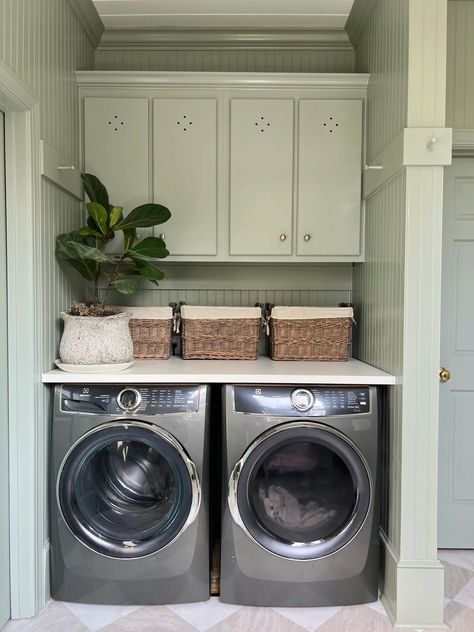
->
left=97, top=28, right=353, bottom=51
left=67, top=0, right=104, bottom=47
left=345, top=0, right=376, bottom=47
left=76, top=70, right=369, bottom=90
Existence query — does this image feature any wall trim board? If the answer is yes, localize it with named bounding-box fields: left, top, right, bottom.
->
left=345, top=0, right=376, bottom=47
left=452, top=129, right=474, bottom=155
left=76, top=70, right=369, bottom=91
left=1, top=70, right=43, bottom=617
left=67, top=0, right=104, bottom=47
left=98, top=28, right=353, bottom=51
left=364, top=128, right=452, bottom=198
left=0, top=60, right=37, bottom=112
left=40, top=140, right=83, bottom=200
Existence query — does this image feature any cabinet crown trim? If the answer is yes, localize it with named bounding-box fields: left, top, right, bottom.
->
left=76, top=71, right=370, bottom=90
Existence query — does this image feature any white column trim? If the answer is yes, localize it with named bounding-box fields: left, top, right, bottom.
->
left=0, top=65, right=43, bottom=618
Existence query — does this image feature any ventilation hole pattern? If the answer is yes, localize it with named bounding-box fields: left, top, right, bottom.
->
left=108, top=115, right=125, bottom=132
left=254, top=115, right=271, bottom=133
left=176, top=115, right=193, bottom=132
left=322, top=116, right=340, bottom=134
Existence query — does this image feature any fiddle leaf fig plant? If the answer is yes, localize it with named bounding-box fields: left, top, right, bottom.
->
left=56, top=173, right=171, bottom=314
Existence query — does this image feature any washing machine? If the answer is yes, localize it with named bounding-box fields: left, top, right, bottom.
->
left=220, top=384, right=380, bottom=607
left=50, top=383, right=210, bottom=605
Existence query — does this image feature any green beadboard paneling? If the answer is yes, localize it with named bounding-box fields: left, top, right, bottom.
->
left=0, top=0, right=95, bottom=612
left=353, top=171, right=406, bottom=552
left=95, top=48, right=355, bottom=73
left=355, top=0, right=409, bottom=162
left=446, top=0, right=474, bottom=128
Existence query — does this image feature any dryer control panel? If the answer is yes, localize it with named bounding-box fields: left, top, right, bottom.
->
left=234, top=386, right=370, bottom=416
left=60, top=385, right=200, bottom=415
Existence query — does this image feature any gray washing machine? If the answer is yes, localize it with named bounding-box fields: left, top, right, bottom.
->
left=50, top=384, right=210, bottom=605
left=220, top=384, right=380, bottom=607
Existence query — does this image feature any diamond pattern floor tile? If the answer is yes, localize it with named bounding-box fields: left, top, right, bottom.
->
left=453, top=577, right=474, bottom=610
left=62, top=602, right=140, bottom=632
left=313, top=604, right=394, bottom=632
left=444, top=600, right=474, bottom=632
left=98, top=606, right=197, bottom=632
left=167, top=598, right=240, bottom=632
left=206, top=607, right=308, bottom=632
left=271, top=605, right=342, bottom=631
left=3, top=601, right=89, bottom=632
left=442, top=562, right=474, bottom=599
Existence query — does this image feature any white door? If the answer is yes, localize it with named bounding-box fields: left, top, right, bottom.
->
left=438, top=158, right=474, bottom=547
left=0, top=111, right=11, bottom=627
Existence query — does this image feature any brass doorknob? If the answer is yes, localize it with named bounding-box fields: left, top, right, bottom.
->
left=439, top=367, right=451, bottom=383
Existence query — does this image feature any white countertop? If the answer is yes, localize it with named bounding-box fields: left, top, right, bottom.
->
left=42, top=357, right=396, bottom=385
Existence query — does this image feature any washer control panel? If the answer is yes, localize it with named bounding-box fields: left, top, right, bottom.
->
left=60, top=385, right=200, bottom=415
left=234, top=386, right=370, bottom=416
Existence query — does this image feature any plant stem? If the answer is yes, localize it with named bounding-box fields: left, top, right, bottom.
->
left=103, top=253, right=127, bottom=306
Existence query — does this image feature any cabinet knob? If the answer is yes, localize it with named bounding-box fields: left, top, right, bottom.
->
left=279, top=234, right=287, bottom=242
left=136, top=232, right=142, bottom=241
left=439, top=367, right=451, bottom=383
left=159, top=233, right=166, bottom=240
left=303, top=234, right=311, bottom=241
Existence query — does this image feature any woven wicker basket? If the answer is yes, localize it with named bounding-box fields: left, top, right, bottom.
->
left=115, top=306, right=173, bottom=359
left=181, top=306, right=261, bottom=360
left=269, top=306, right=353, bottom=361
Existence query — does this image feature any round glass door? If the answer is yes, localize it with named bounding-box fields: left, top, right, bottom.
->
left=58, top=421, right=200, bottom=558
left=230, top=422, right=371, bottom=560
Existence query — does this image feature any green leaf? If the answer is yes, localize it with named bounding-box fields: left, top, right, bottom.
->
left=62, top=241, right=110, bottom=263
left=56, top=232, right=98, bottom=281
left=129, top=236, right=169, bottom=259
left=78, top=226, right=103, bottom=238
left=81, top=173, right=110, bottom=210
left=130, top=255, right=165, bottom=282
left=123, top=228, right=136, bottom=251
left=115, top=204, right=171, bottom=231
left=112, top=279, right=141, bottom=295
left=109, top=206, right=123, bottom=228
left=86, top=202, right=108, bottom=235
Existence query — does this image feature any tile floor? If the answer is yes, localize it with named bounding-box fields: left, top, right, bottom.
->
left=2, top=550, right=474, bottom=632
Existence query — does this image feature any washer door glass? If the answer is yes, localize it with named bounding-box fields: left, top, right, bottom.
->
left=58, top=422, right=198, bottom=558
left=233, top=423, right=371, bottom=560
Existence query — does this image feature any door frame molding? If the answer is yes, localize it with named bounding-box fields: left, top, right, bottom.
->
left=0, top=60, right=43, bottom=618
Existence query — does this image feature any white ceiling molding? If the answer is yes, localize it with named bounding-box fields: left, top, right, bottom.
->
left=98, top=28, right=353, bottom=50
left=345, top=0, right=375, bottom=47
left=67, top=0, right=105, bottom=47
left=93, top=0, right=354, bottom=30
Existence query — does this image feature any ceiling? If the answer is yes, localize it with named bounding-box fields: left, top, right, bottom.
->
left=92, top=0, right=355, bottom=30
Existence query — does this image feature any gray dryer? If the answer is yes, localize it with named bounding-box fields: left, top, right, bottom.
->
left=220, top=384, right=380, bottom=607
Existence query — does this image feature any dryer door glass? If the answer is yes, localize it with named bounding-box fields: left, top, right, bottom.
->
left=58, top=422, right=199, bottom=558
left=234, top=424, right=371, bottom=560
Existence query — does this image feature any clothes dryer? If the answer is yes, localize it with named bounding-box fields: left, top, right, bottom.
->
left=221, top=384, right=380, bottom=607
left=51, top=384, right=209, bottom=605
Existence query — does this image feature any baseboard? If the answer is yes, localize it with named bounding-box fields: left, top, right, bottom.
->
left=380, top=532, right=447, bottom=629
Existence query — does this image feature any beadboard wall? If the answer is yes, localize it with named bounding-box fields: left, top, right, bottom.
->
left=446, top=0, right=474, bottom=129
left=352, top=0, right=408, bottom=163
left=95, top=48, right=355, bottom=73
left=350, top=0, right=409, bottom=574
left=0, top=0, right=95, bottom=611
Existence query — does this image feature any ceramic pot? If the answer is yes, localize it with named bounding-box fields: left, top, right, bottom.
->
left=59, top=311, right=133, bottom=365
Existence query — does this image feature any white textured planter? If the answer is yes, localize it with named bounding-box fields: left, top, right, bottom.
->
left=59, top=311, right=134, bottom=365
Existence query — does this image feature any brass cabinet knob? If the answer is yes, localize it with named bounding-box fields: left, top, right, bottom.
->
left=280, top=234, right=287, bottom=241
left=304, top=234, right=311, bottom=241
left=159, top=233, right=166, bottom=240
left=439, top=367, right=451, bottom=383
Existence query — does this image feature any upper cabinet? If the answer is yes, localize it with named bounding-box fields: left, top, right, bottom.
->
left=78, top=72, right=368, bottom=263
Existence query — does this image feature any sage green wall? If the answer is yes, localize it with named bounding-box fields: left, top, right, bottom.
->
left=350, top=0, right=409, bottom=611
left=0, top=0, right=95, bottom=609
left=446, top=0, right=474, bottom=128
left=96, top=48, right=355, bottom=73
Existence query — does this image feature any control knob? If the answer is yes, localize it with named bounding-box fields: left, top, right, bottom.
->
left=117, top=387, right=142, bottom=411
left=291, top=388, right=315, bottom=412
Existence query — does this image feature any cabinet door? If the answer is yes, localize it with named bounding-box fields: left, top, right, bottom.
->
left=297, top=100, right=362, bottom=256
left=153, top=99, right=217, bottom=256
left=230, top=99, right=294, bottom=256
left=84, top=98, right=149, bottom=213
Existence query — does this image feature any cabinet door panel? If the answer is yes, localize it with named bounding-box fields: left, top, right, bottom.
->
left=297, top=100, right=362, bottom=256
left=84, top=98, right=149, bottom=212
left=230, top=99, right=294, bottom=256
left=154, top=99, right=217, bottom=256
